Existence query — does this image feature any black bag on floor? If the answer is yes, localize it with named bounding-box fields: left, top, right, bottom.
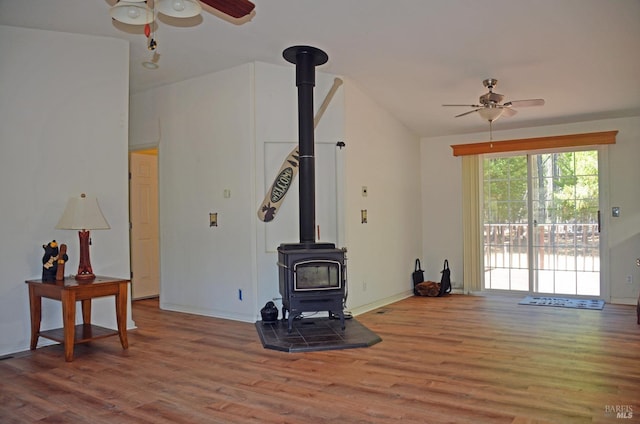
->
left=412, top=259, right=424, bottom=296
left=439, top=259, right=452, bottom=296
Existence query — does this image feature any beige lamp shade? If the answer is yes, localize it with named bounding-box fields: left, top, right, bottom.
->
left=56, top=194, right=110, bottom=231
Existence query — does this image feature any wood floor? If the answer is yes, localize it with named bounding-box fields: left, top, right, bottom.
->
left=1, top=294, right=639, bottom=423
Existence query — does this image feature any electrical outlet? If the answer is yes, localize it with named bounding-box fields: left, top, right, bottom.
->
left=626, top=275, right=633, bottom=284
left=362, top=281, right=367, bottom=291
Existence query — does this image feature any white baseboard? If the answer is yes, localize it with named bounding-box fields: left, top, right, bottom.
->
left=160, top=302, right=257, bottom=323
left=348, top=290, right=413, bottom=316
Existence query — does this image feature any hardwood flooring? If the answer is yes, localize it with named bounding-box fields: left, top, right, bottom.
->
left=1, top=294, right=639, bottom=423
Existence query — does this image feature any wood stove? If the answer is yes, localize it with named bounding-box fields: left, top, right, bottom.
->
left=277, top=46, right=347, bottom=332
left=278, top=242, right=346, bottom=332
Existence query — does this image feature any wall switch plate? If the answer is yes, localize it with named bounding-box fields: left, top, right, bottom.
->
left=362, top=186, right=368, bottom=197
left=612, top=206, right=620, bottom=217
left=223, top=189, right=231, bottom=198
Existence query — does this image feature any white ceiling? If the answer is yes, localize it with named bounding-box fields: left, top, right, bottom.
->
left=2, top=0, right=639, bottom=138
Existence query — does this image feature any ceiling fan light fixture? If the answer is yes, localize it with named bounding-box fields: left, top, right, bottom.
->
left=156, top=0, right=202, bottom=18
left=142, top=61, right=159, bottom=69
left=110, top=1, right=154, bottom=25
left=477, top=107, right=504, bottom=122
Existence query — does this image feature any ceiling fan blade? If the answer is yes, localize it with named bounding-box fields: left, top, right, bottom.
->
left=501, top=107, right=518, bottom=118
left=199, top=0, right=256, bottom=18
left=503, top=99, right=545, bottom=108
left=443, top=104, right=482, bottom=108
left=455, top=109, right=481, bottom=118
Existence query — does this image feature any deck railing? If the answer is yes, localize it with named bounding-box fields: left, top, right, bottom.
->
left=484, top=223, right=599, bottom=272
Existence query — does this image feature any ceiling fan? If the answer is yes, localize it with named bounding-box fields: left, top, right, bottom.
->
left=110, top=0, right=255, bottom=64
left=110, top=0, right=255, bottom=26
left=443, top=78, right=544, bottom=123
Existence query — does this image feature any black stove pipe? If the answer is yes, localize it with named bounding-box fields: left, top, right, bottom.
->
left=283, top=46, right=328, bottom=245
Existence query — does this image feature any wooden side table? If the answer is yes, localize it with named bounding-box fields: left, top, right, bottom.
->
left=25, top=276, right=130, bottom=362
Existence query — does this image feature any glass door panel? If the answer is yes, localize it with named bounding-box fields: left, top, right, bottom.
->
left=483, top=150, right=600, bottom=296
left=483, top=156, right=529, bottom=291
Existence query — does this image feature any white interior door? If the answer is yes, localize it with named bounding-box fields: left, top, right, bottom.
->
left=130, top=151, right=160, bottom=299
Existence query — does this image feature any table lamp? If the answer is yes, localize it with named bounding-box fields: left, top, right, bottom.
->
left=56, top=193, right=110, bottom=280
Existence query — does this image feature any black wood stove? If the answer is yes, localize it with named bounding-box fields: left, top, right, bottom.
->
left=277, top=46, right=347, bottom=333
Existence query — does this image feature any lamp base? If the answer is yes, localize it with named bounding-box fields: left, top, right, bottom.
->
left=75, top=271, right=96, bottom=281
left=76, top=230, right=96, bottom=281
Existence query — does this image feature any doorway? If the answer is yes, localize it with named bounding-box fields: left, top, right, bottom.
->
left=483, top=149, right=600, bottom=296
left=129, top=149, right=160, bottom=299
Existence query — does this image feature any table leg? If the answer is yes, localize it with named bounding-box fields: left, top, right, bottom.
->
left=81, top=298, right=91, bottom=325
left=28, top=285, right=41, bottom=350
left=115, top=281, right=129, bottom=349
left=61, top=289, right=76, bottom=362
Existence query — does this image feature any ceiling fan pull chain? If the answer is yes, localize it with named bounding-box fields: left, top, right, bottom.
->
left=148, top=10, right=158, bottom=51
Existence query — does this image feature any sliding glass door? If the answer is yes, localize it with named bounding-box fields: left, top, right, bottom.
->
left=483, top=150, right=600, bottom=296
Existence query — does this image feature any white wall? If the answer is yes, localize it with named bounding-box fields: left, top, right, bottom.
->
left=421, top=116, right=640, bottom=304
left=131, top=61, right=347, bottom=322
left=130, top=60, right=421, bottom=321
left=131, top=64, right=258, bottom=322
left=0, top=26, right=132, bottom=356
left=343, top=79, right=423, bottom=314
left=420, top=130, right=464, bottom=289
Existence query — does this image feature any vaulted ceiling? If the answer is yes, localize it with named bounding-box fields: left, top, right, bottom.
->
left=2, top=0, right=639, bottom=138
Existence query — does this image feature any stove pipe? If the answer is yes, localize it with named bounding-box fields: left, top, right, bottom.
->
left=283, top=46, right=328, bottom=245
